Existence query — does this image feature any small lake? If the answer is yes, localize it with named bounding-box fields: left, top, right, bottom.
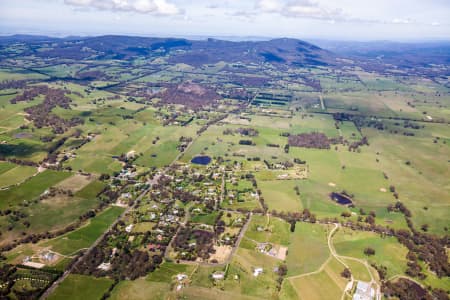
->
left=191, top=155, right=211, bottom=165
left=14, top=132, right=33, bottom=139
left=330, top=192, right=353, bottom=205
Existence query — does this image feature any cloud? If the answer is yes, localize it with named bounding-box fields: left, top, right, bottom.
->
left=254, top=0, right=345, bottom=21
left=257, top=0, right=282, bottom=13
left=391, top=18, right=413, bottom=24
left=64, top=0, right=181, bottom=15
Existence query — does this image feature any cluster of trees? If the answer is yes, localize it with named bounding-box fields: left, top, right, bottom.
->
left=197, top=114, right=228, bottom=135
left=288, top=132, right=342, bottom=149
left=172, top=226, right=215, bottom=260
left=382, top=278, right=448, bottom=300
left=73, top=232, right=162, bottom=280
left=270, top=209, right=317, bottom=224
left=0, top=79, right=27, bottom=90
left=157, top=83, right=222, bottom=110
left=11, top=86, right=83, bottom=133
left=239, top=139, right=255, bottom=146
left=348, top=136, right=369, bottom=152
left=39, top=187, right=74, bottom=200
left=0, top=158, right=39, bottom=167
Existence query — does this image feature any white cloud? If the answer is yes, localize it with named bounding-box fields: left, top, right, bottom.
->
left=391, top=18, right=412, bottom=24
left=254, top=0, right=345, bottom=21
left=256, top=0, right=282, bottom=13
left=64, top=0, right=181, bottom=15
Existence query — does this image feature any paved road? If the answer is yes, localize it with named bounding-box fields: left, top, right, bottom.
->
left=40, top=186, right=151, bottom=299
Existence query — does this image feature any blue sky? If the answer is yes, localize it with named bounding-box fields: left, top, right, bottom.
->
left=0, top=0, right=449, bottom=41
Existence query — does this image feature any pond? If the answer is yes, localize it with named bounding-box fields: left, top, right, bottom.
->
left=330, top=192, right=353, bottom=206
left=191, top=155, right=211, bottom=165
left=14, top=132, right=33, bottom=139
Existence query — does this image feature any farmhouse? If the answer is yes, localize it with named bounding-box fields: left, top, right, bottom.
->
left=353, top=281, right=375, bottom=300
left=253, top=267, right=263, bottom=277
left=176, top=273, right=188, bottom=281
left=97, top=262, right=111, bottom=271
left=211, top=271, right=225, bottom=280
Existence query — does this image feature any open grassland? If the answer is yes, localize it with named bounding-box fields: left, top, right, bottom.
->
left=44, top=206, right=125, bottom=255
left=0, top=170, right=71, bottom=209
left=333, top=228, right=408, bottom=279
left=0, top=163, right=37, bottom=188
left=48, top=274, right=113, bottom=300
left=286, top=223, right=330, bottom=276
left=288, top=257, right=348, bottom=300
left=342, top=258, right=371, bottom=282
left=226, top=247, right=280, bottom=299
left=147, top=262, right=197, bottom=283
left=363, top=127, right=450, bottom=234
left=110, top=279, right=170, bottom=300
left=244, top=215, right=290, bottom=246
left=55, top=174, right=94, bottom=192
left=179, top=286, right=261, bottom=300
left=259, top=180, right=303, bottom=212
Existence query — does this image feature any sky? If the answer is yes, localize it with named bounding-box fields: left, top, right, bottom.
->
left=0, top=0, right=449, bottom=41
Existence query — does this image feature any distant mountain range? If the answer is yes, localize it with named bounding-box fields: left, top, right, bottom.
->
left=1, top=34, right=449, bottom=68
left=0, top=35, right=334, bottom=67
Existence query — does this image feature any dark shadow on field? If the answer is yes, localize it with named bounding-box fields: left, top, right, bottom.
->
left=0, top=143, right=40, bottom=157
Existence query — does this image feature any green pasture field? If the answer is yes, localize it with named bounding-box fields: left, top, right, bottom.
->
left=258, top=180, right=303, bottom=212
left=48, top=274, right=113, bottom=300
left=190, top=211, right=219, bottom=225
left=0, top=163, right=36, bottom=188
left=225, top=247, right=281, bottom=299
left=147, top=262, right=197, bottom=283
left=0, top=68, right=49, bottom=81
left=179, top=286, right=261, bottom=300
left=44, top=206, right=124, bottom=255
left=0, top=170, right=71, bottom=208
left=0, top=177, right=104, bottom=242
left=0, top=161, right=16, bottom=174
left=244, top=215, right=290, bottom=246
left=34, top=64, right=87, bottom=78
left=74, top=180, right=106, bottom=199
left=333, top=228, right=408, bottom=279
left=287, top=257, right=347, bottom=300
left=110, top=279, right=170, bottom=300
left=286, top=223, right=330, bottom=276
left=363, top=127, right=450, bottom=234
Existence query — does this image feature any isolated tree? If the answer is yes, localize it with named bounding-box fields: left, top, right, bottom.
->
left=364, top=247, right=375, bottom=256
left=341, top=268, right=351, bottom=279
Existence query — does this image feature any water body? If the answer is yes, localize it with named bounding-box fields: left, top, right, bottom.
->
left=191, top=155, right=211, bottom=165
left=330, top=192, right=353, bottom=205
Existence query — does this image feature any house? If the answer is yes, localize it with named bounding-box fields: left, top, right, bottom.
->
left=253, top=267, right=263, bottom=277
left=353, top=281, right=375, bottom=300
left=176, top=273, right=188, bottom=281
left=125, top=224, right=134, bottom=233
left=212, top=271, right=225, bottom=280
left=41, top=251, right=56, bottom=261
left=97, top=262, right=111, bottom=271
